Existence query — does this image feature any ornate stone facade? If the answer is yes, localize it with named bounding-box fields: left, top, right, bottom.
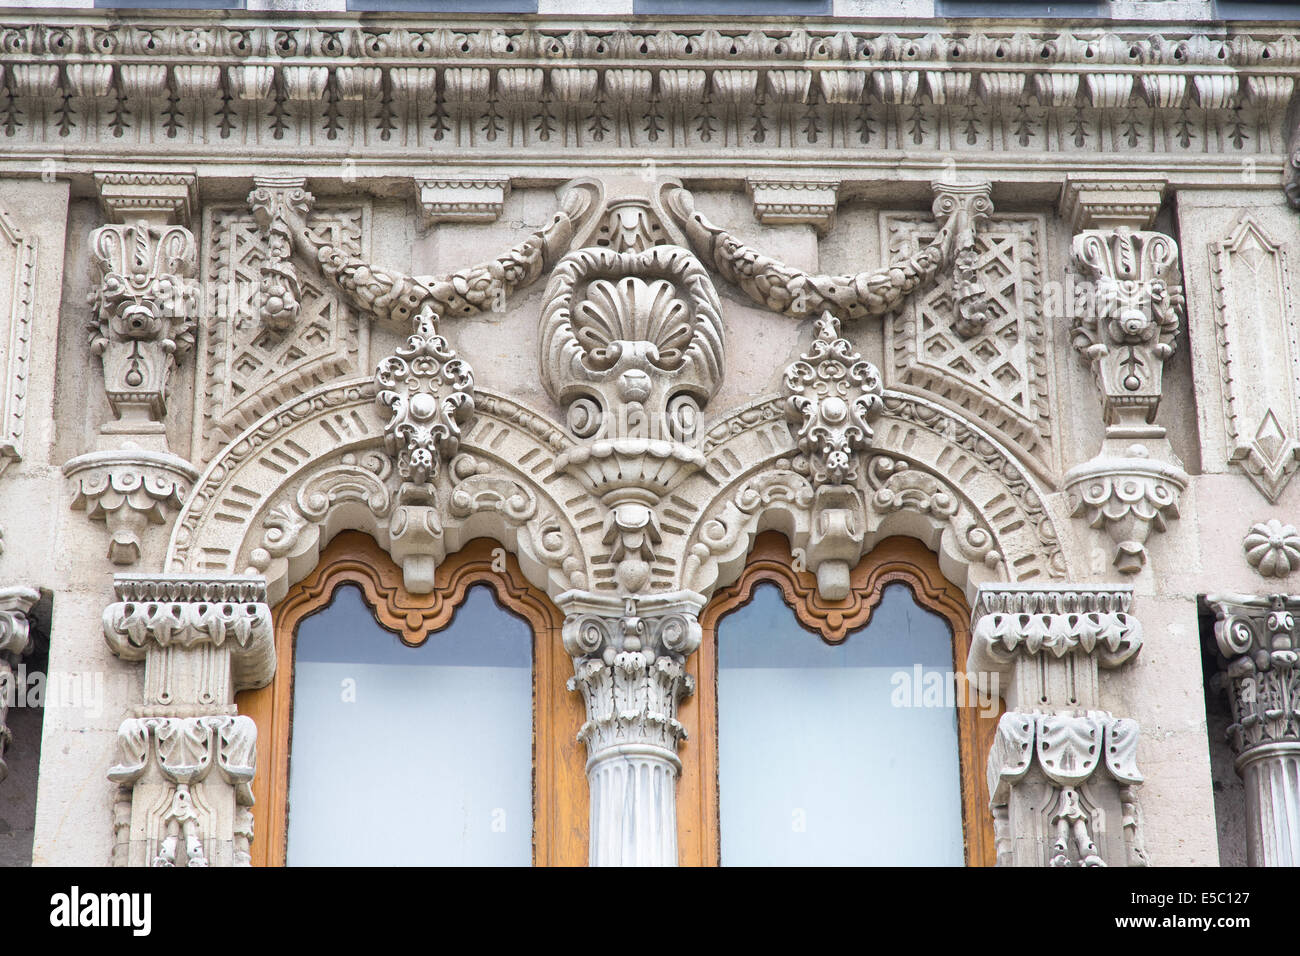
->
left=0, top=5, right=1293, bottom=870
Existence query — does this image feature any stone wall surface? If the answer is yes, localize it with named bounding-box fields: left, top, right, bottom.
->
left=0, top=7, right=1293, bottom=866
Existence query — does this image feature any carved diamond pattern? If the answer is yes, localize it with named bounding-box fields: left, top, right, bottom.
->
left=883, top=212, right=1054, bottom=479
left=197, top=204, right=369, bottom=460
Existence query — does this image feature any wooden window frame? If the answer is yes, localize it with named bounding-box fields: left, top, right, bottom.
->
left=237, top=531, right=588, bottom=867
left=676, top=531, right=999, bottom=867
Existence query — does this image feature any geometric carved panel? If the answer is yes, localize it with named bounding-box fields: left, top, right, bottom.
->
left=0, top=206, right=34, bottom=477
left=194, top=202, right=369, bottom=461
left=882, top=212, right=1054, bottom=480
left=1210, top=213, right=1300, bottom=502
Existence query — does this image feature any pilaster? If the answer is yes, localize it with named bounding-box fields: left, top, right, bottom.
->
left=103, top=575, right=273, bottom=867
left=1059, top=179, right=1187, bottom=574
left=63, top=171, right=199, bottom=565
left=969, top=584, right=1150, bottom=867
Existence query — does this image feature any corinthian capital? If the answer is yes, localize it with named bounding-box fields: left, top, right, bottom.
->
left=87, top=221, right=197, bottom=424
left=560, top=590, right=703, bottom=866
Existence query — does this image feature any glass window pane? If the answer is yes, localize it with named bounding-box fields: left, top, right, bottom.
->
left=286, top=583, right=532, bottom=866
left=718, top=581, right=964, bottom=866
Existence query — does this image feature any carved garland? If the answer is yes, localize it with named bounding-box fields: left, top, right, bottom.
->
left=676, top=531, right=997, bottom=867
left=238, top=531, right=587, bottom=867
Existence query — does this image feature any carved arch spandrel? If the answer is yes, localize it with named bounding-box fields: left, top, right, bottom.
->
left=166, top=378, right=593, bottom=605
left=676, top=531, right=998, bottom=868
left=238, top=531, right=588, bottom=867
left=682, top=392, right=1069, bottom=603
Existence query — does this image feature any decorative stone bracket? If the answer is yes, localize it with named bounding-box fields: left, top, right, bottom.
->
left=416, top=176, right=510, bottom=226
left=781, top=312, right=882, bottom=599
left=559, top=589, right=703, bottom=867
left=1061, top=184, right=1188, bottom=574
left=969, top=585, right=1149, bottom=867
left=67, top=179, right=200, bottom=566
left=247, top=175, right=313, bottom=331
left=104, top=575, right=273, bottom=867
left=745, top=178, right=840, bottom=234
left=1205, top=593, right=1300, bottom=866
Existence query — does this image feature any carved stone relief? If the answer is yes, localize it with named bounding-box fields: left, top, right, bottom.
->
left=970, top=585, right=1148, bottom=867
left=0, top=207, right=35, bottom=481
left=104, top=576, right=272, bottom=867
left=195, top=194, right=368, bottom=461
left=1061, top=200, right=1189, bottom=574
left=1209, top=213, right=1300, bottom=502
left=882, top=210, right=1054, bottom=478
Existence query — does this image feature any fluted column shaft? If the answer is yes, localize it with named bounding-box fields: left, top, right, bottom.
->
left=559, top=590, right=703, bottom=867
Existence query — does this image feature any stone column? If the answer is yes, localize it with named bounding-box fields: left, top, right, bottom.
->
left=559, top=590, right=703, bottom=867
left=103, top=575, right=274, bottom=867
left=968, top=584, right=1150, bottom=867
left=1205, top=594, right=1300, bottom=866
left=0, top=586, right=38, bottom=780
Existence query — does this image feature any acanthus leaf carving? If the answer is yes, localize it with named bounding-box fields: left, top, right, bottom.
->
left=662, top=179, right=988, bottom=322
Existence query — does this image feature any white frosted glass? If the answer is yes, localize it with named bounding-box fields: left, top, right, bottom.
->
left=286, top=584, right=532, bottom=866
left=718, top=582, right=964, bottom=866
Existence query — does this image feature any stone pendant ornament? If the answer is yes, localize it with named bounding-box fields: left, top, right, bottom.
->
left=781, top=312, right=883, bottom=599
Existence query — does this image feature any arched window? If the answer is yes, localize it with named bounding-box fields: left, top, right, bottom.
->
left=237, top=532, right=588, bottom=866
left=676, top=532, right=998, bottom=866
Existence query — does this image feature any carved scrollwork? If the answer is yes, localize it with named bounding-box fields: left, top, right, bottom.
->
left=375, top=332, right=475, bottom=486
left=88, top=220, right=197, bottom=422
left=784, top=313, right=883, bottom=487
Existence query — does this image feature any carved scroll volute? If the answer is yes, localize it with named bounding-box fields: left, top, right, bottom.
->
left=88, top=221, right=197, bottom=423
left=1069, top=228, right=1182, bottom=428
left=781, top=313, right=882, bottom=599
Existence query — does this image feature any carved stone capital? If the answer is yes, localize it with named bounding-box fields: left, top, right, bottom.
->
left=64, top=449, right=197, bottom=566
left=1063, top=452, right=1187, bottom=574
left=1069, top=228, right=1183, bottom=430
left=969, top=585, right=1142, bottom=710
left=559, top=589, right=703, bottom=866
left=1205, top=593, right=1300, bottom=865
left=1059, top=178, right=1166, bottom=232
left=416, top=176, right=510, bottom=225
left=103, top=574, right=274, bottom=705
left=745, top=178, right=840, bottom=234
left=247, top=175, right=314, bottom=331
left=94, top=170, right=197, bottom=228
left=104, top=574, right=270, bottom=868
left=988, top=710, right=1148, bottom=867
left=108, top=713, right=256, bottom=868
left=88, top=221, right=197, bottom=426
